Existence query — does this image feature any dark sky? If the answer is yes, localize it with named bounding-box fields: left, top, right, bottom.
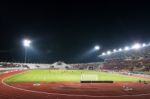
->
left=0, top=0, right=150, bottom=63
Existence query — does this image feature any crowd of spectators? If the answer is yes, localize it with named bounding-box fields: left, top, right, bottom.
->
left=71, top=62, right=101, bottom=70
left=100, top=45, right=150, bottom=72
left=0, top=62, right=21, bottom=68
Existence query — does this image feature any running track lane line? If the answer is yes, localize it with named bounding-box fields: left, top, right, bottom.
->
left=1, top=71, right=150, bottom=98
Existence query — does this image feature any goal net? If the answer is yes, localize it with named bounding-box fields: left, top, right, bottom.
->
left=80, top=74, right=98, bottom=81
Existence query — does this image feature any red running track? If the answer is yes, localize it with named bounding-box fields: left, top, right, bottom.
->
left=0, top=71, right=150, bottom=99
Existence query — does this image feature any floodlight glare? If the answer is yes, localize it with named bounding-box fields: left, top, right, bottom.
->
left=113, top=49, right=117, bottom=52
left=142, top=43, right=146, bottom=47
left=102, top=52, right=106, bottom=56
left=23, top=39, right=31, bottom=47
left=132, top=43, right=141, bottom=49
left=107, top=51, right=111, bottom=55
left=94, top=45, right=100, bottom=50
left=118, top=48, right=122, bottom=52
left=124, top=46, right=129, bottom=51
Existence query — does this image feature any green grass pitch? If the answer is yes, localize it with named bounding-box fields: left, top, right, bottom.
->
left=4, top=69, right=148, bottom=83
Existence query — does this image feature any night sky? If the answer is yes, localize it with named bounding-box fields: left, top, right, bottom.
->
left=0, top=0, right=150, bottom=63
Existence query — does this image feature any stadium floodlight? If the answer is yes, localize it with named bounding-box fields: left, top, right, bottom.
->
left=113, top=49, right=117, bottom=52
left=23, top=39, right=31, bottom=64
left=23, top=39, right=31, bottom=47
left=107, top=51, right=111, bottom=55
left=118, top=48, right=122, bottom=52
left=94, top=45, right=100, bottom=50
left=142, top=43, right=146, bottom=47
left=102, top=52, right=106, bottom=56
left=124, top=46, right=129, bottom=51
left=131, top=43, right=141, bottom=49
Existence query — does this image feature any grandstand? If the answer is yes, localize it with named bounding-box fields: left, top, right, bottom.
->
left=0, top=61, right=102, bottom=70
left=99, top=43, right=150, bottom=74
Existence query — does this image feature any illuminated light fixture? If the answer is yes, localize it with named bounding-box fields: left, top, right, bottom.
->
left=102, top=52, right=106, bottom=56
left=118, top=48, right=122, bottom=52
left=124, top=46, right=129, bottom=51
left=113, top=49, right=117, bottom=52
left=132, top=43, right=141, bottom=49
left=107, top=51, right=111, bottom=55
left=94, top=45, right=100, bottom=50
left=142, top=43, right=146, bottom=47
left=23, top=39, right=31, bottom=47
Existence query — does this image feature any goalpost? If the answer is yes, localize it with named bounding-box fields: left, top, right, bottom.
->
left=80, top=74, right=98, bottom=81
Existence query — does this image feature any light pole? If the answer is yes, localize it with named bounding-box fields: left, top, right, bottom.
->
left=23, top=39, right=31, bottom=64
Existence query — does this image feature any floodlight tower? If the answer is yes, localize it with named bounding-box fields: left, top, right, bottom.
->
left=23, top=39, right=31, bottom=64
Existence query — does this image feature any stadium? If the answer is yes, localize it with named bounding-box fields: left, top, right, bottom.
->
left=1, top=1, right=150, bottom=99
left=0, top=42, right=150, bottom=99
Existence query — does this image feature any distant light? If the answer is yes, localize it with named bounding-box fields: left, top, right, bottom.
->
left=142, top=43, right=146, bottom=47
left=94, top=45, right=100, bottom=50
left=102, top=52, right=106, bottom=56
left=132, top=43, right=141, bottom=49
left=23, top=39, right=31, bottom=47
left=124, top=46, right=129, bottom=51
left=118, top=48, right=122, bottom=52
left=107, top=51, right=111, bottom=55
left=113, top=49, right=117, bottom=52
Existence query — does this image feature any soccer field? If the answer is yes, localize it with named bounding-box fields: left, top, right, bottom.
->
left=4, top=70, right=148, bottom=83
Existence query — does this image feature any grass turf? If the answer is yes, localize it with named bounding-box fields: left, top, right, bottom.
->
left=4, top=69, right=148, bottom=83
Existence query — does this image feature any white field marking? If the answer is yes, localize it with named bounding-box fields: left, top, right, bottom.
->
left=1, top=71, right=150, bottom=98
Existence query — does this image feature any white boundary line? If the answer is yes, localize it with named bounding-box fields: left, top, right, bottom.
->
left=1, top=71, right=150, bottom=98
